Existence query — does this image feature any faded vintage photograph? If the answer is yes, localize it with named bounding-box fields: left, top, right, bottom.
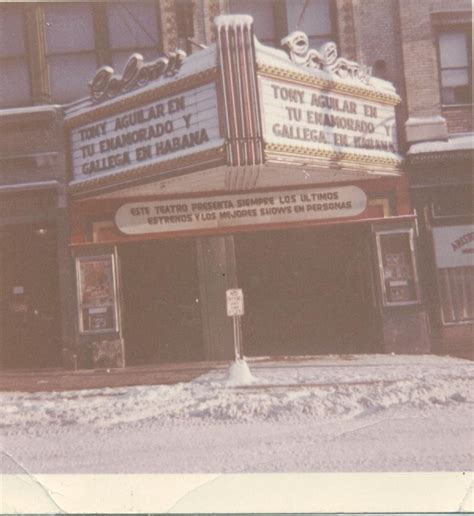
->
left=0, top=0, right=472, bottom=510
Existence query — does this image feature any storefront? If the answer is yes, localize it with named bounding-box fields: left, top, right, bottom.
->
left=408, top=140, right=473, bottom=357
left=0, top=106, right=73, bottom=371
left=64, top=16, right=430, bottom=368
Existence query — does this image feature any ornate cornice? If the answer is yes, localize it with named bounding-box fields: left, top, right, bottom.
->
left=407, top=149, right=474, bottom=166
left=430, top=9, right=472, bottom=27
left=264, top=142, right=403, bottom=169
left=68, top=145, right=226, bottom=195
left=257, top=64, right=400, bottom=105
left=65, top=68, right=218, bottom=129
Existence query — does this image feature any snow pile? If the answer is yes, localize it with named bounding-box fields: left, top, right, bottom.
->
left=226, top=359, right=258, bottom=386
left=0, top=355, right=472, bottom=436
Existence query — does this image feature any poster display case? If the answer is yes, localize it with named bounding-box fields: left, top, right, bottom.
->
left=376, top=229, right=420, bottom=306
left=76, top=254, right=119, bottom=333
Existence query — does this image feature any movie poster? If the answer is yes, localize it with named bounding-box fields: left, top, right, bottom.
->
left=77, top=255, right=117, bottom=332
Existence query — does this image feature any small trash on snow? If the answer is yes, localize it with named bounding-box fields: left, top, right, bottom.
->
left=226, top=359, right=258, bottom=386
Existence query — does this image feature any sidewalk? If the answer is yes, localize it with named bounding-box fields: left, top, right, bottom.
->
left=0, top=352, right=471, bottom=393
left=0, top=361, right=222, bottom=392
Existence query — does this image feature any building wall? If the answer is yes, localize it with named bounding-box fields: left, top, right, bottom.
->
left=348, top=0, right=408, bottom=149
left=443, top=105, right=473, bottom=133
left=398, top=0, right=471, bottom=126
left=0, top=107, right=77, bottom=368
left=399, top=1, right=473, bottom=355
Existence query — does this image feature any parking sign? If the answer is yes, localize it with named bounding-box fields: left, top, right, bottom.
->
left=226, top=289, right=244, bottom=316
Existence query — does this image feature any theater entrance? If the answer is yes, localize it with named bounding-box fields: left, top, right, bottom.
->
left=120, top=239, right=203, bottom=365
left=235, top=224, right=381, bottom=356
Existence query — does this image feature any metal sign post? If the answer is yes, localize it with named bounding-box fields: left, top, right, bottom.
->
left=226, top=288, right=244, bottom=361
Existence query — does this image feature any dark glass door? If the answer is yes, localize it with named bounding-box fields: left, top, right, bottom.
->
left=120, top=239, right=203, bottom=365
left=235, top=224, right=380, bottom=357
left=0, top=225, right=61, bottom=369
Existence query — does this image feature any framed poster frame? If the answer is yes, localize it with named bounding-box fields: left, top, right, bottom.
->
left=75, top=253, right=120, bottom=334
left=375, top=227, right=421, bottom=306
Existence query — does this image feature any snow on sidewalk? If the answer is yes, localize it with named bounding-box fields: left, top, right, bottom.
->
left=1, top=354, right=472, bottom=434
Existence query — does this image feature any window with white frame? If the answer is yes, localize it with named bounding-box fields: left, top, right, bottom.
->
left=0, top=5, right=31, bottom=107
left=438, top=28, right=472, bottom=105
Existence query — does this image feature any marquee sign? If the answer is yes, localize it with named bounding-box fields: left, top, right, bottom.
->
left=70, top=82, right=221, bottom=182
left=259, top=76, right=398, bottom=160
left=115, top=185, right=367, bottom=235
left=89, top=51, right=187, bottom=103
left=66, top=16, right=403, bottom=194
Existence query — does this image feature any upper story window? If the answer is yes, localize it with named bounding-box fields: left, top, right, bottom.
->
left=285, top=0, right=334, bottom=46
left=229, top=0, right=336, bottom=48
left=106, top=2, right=162, bottom=71
left=438, top=28, right=472, bottom=105
left=0, top=5, right=31, bottom=107
left=229, top=0, right=277, bottom=45
left=0, top=1, right=163, bottom=107
left=44, top=3, right=98, bottom=103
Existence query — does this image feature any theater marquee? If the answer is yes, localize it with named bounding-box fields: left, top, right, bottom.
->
left=70, top=82, right=221, bottom=181
left=260, top=77, right=398, bottom=160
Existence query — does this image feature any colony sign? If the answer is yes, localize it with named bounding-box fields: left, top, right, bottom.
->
left=70, top=83, right=221, bottom=181
left=260, top=77, right=399, bottom=159
left=115, top=185, right=367, bottom=235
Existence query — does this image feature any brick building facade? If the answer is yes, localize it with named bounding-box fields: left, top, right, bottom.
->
left=0, top=1, right=472, bottom=370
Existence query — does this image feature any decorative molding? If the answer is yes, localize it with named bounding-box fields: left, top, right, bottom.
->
left=215, top=15, right=265, bottom=167
left=69, top=146, right=226, bottom=194
left=337, top=0, right=358, bottom=61
left=25, top=5, right=51, bottom=104
left=264, top=142, right=403, bottom=169
left=89, top=51, right=187, bottom=103
left=430, top=9, right=472, bottom=27
left=162, top=0, right=179, bottom=52
left=65, top=68, right=218, bottom=128
left=407, top=149, right=474, bottom=166
left=280, top=31, right=371, bottom=84
left=257, top=64, right=400, bottom=105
